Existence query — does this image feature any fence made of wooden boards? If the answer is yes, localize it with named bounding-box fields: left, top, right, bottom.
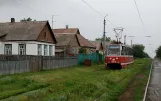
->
left=0, top=55, right=77, bottom=75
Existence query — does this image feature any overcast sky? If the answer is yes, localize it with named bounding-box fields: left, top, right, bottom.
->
left=0, top=0, right=160, bottom=57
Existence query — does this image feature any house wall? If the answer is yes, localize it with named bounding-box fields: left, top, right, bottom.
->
left=37, top=24, right=56, bottom=44
left=0, top=42, right=3, bottom=54
left=66, top=46, right=80, bottom=56
left=0, top=41, right=55, bottom=56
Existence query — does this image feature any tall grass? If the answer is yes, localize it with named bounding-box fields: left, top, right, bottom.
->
left=0, top=76, right=49, bottom=100
left=0, top=58, right=150, bottom=101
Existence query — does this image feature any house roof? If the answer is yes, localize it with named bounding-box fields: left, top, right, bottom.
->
left=0, top=21, right=57, bottom=43
left=76, top=34, right=95, bottom=48
left=55, top=34, right=77, bottom=46
left=53, top=28, right=79, bottom=34
left=53, top=28, right=95, bottom=48
left=91, top=41, right=103, bottom=50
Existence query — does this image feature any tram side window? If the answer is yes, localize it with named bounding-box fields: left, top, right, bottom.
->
left=125, top=47, right=128, bottom=55
left=121, top=46, right=125, bottom=55
left=121, top=46, right=133, bottom=55
left=126, top=47, right=130, bottom=55
left=126, top=47, right=128, bottom=55
left=126, top=47, right=133, bottom=55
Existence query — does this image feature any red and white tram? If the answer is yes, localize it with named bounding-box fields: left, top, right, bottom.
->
left=105, top=43, right=134, bottom=69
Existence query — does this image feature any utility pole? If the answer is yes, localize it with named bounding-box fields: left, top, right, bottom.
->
left=128, top=36, right=134, bottom=46
left=52, top=15, right=58, bottom=29
left=52, top=15, right=54, bottom=29
left=124, top=35, right=126, bottom=45
left=103, top=14, right=108, bottom=57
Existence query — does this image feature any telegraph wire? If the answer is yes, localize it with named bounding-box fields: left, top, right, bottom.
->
left=81, top=0, right=102, bottom=17
left=81, top=0, right=118, bottom=27
left=133, top=0, right=146, bottom=32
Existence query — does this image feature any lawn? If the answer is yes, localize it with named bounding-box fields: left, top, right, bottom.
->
left=0, top=58, right=150, bottom=101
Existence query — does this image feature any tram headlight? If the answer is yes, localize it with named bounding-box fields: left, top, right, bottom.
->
left=116, top=58, right=118, bottom=59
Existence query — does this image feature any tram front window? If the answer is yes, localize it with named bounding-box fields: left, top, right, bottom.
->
left=108, top=45, right=120, bottom=55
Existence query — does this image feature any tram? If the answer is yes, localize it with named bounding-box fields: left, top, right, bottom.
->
left=105, top=42, right=134, bottom=69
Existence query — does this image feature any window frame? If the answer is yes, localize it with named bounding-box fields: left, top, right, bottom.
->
left=4, top=44, right=12, bottom=55
left=38, top=44, right=42, bottom=55
left=49, top=45, right=53, bottom=56
left=44, top=45, right=48, bottom=56
left=72, top=47, right=76, bottom=54
left=18, top=44, right=26, bottom=55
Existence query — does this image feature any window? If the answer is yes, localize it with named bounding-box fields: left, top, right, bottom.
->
left=19, top=44, right=26, bottom=55
left=38, top=44, right=42, bottom=55
left=49, top=45, right=53, bottom=56
left=44, top=45, right=48, bottom=56
left=72, top=48, right=76, bottom=54
left=4, top=44, right=12, bottom=55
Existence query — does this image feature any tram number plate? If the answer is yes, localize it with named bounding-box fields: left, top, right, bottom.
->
left=111, top=61, right=116, bottom=63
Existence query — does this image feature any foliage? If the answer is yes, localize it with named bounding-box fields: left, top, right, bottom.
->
left=95, top=37, right=111, bottom=42
left=79, top=48, right=87, bottom=54
left=20, top=17, right=36, bottom=22
left=132, top=44, right=149, bottom=58
left=155, top=45, right=161, bottom=59
left=1, top=59, right=150, bottom=101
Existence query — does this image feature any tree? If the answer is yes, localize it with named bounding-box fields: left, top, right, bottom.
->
left=79, top=48, right=87, bottom=54
left=143, top=52, right=150, bottom=58
left=95, top=37, right=111, bottom=42
left=156, top=45, right=161, bottom=59
left=20, top=17, right=35, bottom=22
left=132, top=44, right=149, bottom=58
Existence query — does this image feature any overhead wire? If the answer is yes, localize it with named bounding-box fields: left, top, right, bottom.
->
left=81, top=0, right=102, bottom=17
left=133, top=0, right=146, bottom=33
left=81, top=0, right=118, bottom=27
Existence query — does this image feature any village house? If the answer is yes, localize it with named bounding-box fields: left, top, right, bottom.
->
left=91, top=40, right=110, bottom=55
left=91, top=40, right=104, bottom=53
left=0, top=18, right=57, bottom=56
left=52, top=26, right=95, bottom=56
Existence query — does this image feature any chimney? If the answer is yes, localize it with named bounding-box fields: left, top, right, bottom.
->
left=11, top=18, right=15, bottom=23
left=66, top=25, right=69, bottom=29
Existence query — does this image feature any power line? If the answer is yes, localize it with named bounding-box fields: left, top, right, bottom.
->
left=81, top=0, right=118, bottom=27
left=133, top=0, right=146, bottom=33
left=81, top=0, right=102, bottom=17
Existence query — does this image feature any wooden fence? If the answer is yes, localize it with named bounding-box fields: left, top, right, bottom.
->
left=0, top=55, right=78, bottom=75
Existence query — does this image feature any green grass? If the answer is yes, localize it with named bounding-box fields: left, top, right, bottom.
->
left=0, top=58, right=150, bottom=101
left=0, top=76, right=49, bottom=100
left=134, top=62, right=152, bottom=101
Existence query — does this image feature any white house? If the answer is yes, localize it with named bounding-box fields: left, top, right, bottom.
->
left=0, top=18, right=57, bottom=56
